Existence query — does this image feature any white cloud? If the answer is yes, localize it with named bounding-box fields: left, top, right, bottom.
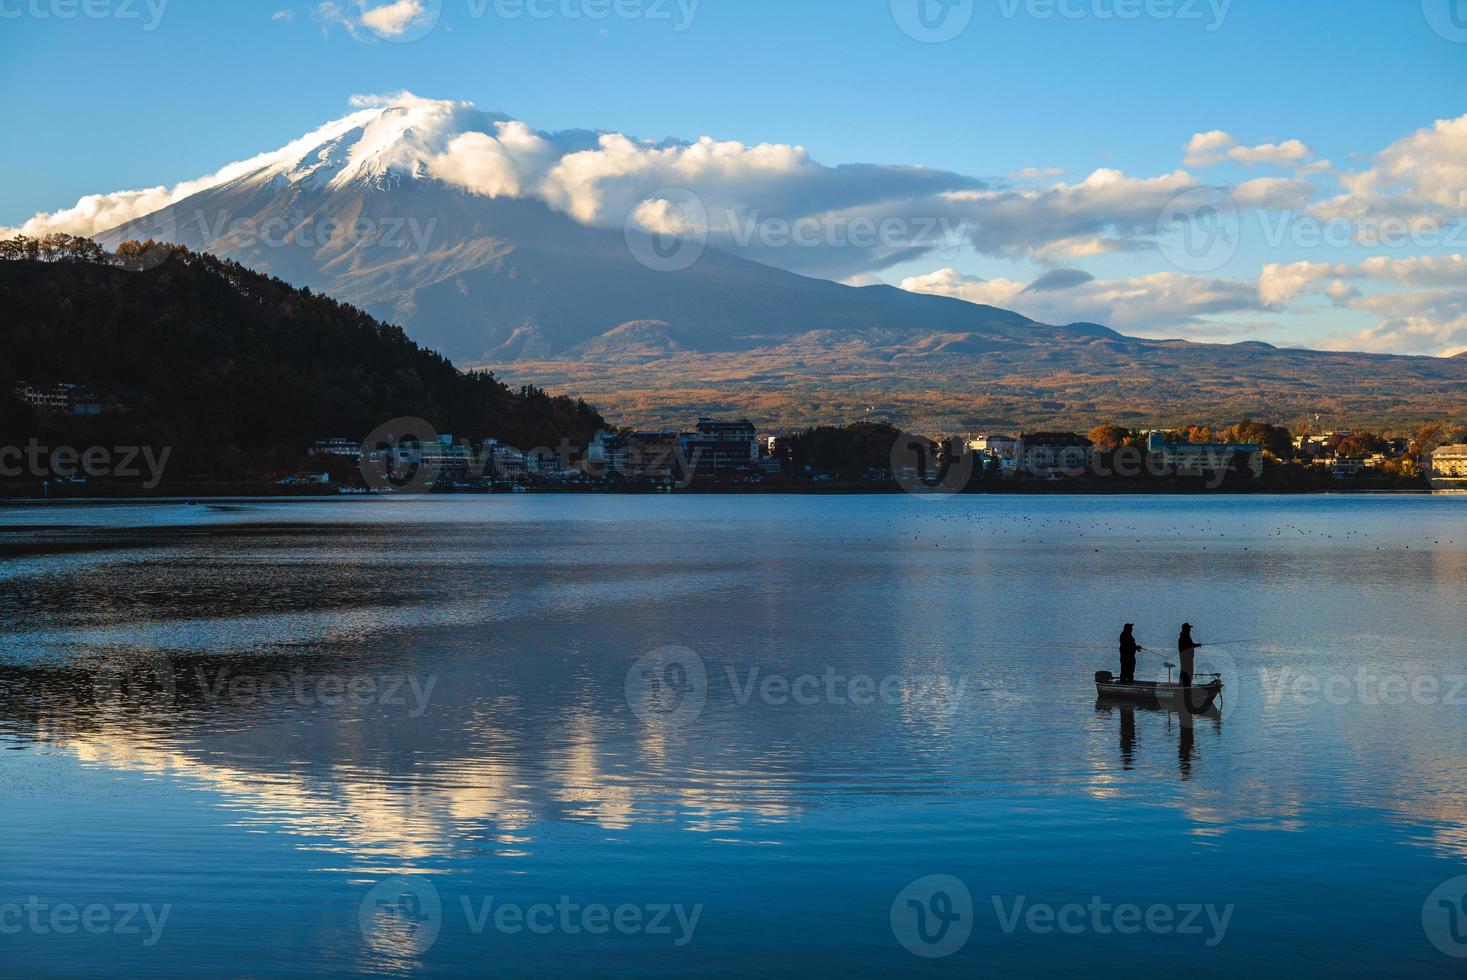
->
left=900, top=266, right=1266, bottom=338
left=1184, top=131, right=1319, bottom=171
left=939, top=167, right=1199, bottom=263
left=1260, top=256, right=1467, bottom=355
left=272, top=9, right=295, bottom=22
left=313, top=0, right=431, bottom=40
left=359, top=0, right=427, bottom=36
left=1183, top=131, right=1236, bottom=167
left=1010, top=167, right=1066, bottom=181
left=1231, top=177, right=1314, bottom=209
left=1316, top=112, right=1467, bottom=223
left=1325, top=294, right=1467, bottom=356
left=1259, top=255, right=1467, bottom=304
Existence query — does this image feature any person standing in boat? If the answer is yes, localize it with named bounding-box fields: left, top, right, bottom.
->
left=1119, top=625, right=1142, bottom=684
left=1178, top=623, right=1201, bottom=687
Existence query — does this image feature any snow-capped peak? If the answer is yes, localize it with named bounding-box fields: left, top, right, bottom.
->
left=253, top=96, right=492, bottom=191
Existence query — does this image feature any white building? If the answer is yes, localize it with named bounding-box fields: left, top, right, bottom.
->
left=1430, top=444, right=1467, bottom=489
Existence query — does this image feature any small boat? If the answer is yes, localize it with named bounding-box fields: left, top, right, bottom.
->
left=1094, top=671, right=1224, bottom=713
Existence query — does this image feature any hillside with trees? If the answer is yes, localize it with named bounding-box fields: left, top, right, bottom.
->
left=0, top=236, right=604, bottom=488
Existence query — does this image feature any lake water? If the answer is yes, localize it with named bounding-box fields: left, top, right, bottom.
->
left=2, top=495, right=1466, bottom=977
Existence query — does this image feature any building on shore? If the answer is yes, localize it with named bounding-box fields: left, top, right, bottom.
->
left=310, top=438, right=363, bottom=459
left=626, top=431, right=682, bottom=481
left=1430, top=444, right=1467, bottom=490
left=1147, top=432, right=1264, bottom=479
left=1018, top=433, right=1094, bottom=478
left=15, top=381, right=102, bottom=416
left=680, top=418, right=760, bottom=473
left=483, top=441, right=526, bottom=478
left=587, top=431, right=629, bottom=475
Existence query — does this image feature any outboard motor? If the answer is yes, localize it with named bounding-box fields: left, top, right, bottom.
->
left=1095, top=671, right=1115, bottom=684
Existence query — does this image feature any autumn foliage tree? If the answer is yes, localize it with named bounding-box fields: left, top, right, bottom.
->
left=1087, top=424, right=1130, bottom=452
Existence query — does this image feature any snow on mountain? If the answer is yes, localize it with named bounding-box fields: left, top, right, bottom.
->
left=7, top=93, right=985, bottom=285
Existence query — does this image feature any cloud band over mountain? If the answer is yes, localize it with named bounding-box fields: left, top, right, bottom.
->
left=6, top=93, right=1466, bottom=355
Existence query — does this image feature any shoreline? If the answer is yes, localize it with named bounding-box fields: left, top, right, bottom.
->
left=0, top=487, right=1455, bottom=505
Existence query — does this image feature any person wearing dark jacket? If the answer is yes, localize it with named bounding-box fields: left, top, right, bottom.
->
left=1178, top=623, right=1201, bottom=687
left=1119, top=625, right=1141, bottom=684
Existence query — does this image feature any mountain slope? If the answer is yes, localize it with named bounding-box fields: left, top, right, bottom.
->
left=100, top=177, right=1090, bottom=364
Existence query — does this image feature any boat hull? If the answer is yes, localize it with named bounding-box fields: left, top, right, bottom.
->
left=1096, top=680, right=1223, bottom=713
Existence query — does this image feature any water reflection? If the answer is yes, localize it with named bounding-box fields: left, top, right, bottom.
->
left=1093, top=701, right=1222, bottom=782
left=4, top=497, right=1467, bottom=975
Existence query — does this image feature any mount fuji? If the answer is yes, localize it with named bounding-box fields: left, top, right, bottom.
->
left=54, top=95, right=1467, bottom=430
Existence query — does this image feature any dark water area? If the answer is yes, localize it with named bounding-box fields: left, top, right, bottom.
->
left=1, top=495, right=1465, bottom=977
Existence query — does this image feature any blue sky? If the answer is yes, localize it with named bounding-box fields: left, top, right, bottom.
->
left=4, top=0, right=1466, bottom=352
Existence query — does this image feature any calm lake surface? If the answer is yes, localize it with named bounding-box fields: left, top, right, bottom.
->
left=2, top=495, right=1466, bottom=977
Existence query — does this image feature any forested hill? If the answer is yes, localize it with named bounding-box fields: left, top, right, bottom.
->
left=0, top=240, right=604, bottom=480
